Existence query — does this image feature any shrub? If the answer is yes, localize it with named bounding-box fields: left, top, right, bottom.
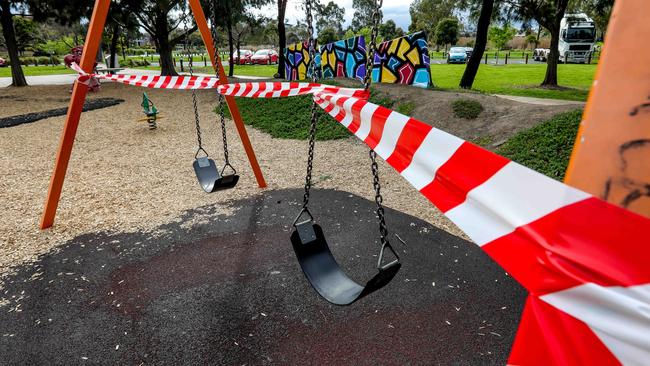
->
left=20, top=57, right=37, bottom=66
left=37, top=57, right=52, bottom=65
left=452, top=99, right=483, bottom=119
left=496, top=109, right=582, bottom=181
left=123, top=58, right=150, bottom=67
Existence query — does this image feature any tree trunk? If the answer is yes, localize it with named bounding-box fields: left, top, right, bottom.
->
left=541, top=0, right=569, bottom=86
left=227, top=19, right=234, bottom=77
left=157, top=39, right=177, bottom=76
left=459, top=0, right=493, bottom=89
left=154, top=12, right=177, bottom=76
left=0, top=0, right=27, bottom=87
left=277, top=0, right=287, bottom=78
left=109, top=22, right=120, bottom=68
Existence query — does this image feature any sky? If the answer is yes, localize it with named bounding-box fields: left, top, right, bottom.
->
left=256, top=0, right=416, bottom=31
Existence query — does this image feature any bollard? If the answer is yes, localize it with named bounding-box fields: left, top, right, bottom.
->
left=180, top=58, right=184, bottom=72
left=525, top=53, right=529, bottom=64
left=505, top=54, right=508, bottom=65
left=588, top=52, right=592, bottom=64
left=204, top=56, right=207, bottom=67
left=495, top=52, right=499, bottom=65
left=484, top=53, right=488, bottom=64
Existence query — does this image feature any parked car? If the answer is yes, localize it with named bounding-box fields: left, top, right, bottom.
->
left=233, top=49, right=253, bottom=65
left=447, top=47, right=468, bottom=64
left=251, top=49, right=279, bottom=65
left=0, top=57, right=7, bottom=67
left=533, top=48, right=550, bottom=62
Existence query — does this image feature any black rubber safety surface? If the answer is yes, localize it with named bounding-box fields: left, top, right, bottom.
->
left=0, top=98, right=124, bottom=128
left=0, top=189, right=526, bottom=365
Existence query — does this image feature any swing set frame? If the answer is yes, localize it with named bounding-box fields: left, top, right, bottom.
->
left=40, top=0, right=650, bottom=230
left=39, top=0, right=267, bottom=229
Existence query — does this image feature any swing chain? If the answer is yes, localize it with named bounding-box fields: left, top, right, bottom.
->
left=363, top=0, right=383, bottom=91
left=363, top=0, right=397, bottom=269
left=209, top=0, right=234, bottom=171
left=182, top=5, right=206, bottom=157
left=370, top=149, right=398, bottom=269
left=294, top=0, right=320, bottom=225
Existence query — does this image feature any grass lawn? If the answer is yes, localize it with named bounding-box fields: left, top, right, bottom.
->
left=431, top=63, right=596, bottom=101
left=222, top=86, right=393, bottom=140
left=0, top=65, right=75, bottom=77
left=496, top=109, right=582, bottom=180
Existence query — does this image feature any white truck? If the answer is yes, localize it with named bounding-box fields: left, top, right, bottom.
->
left=558, top=13, right=597, bottom=63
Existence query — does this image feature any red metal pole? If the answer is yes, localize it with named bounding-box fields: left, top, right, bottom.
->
left=40, top=0, right=112, bottom=229
left=188, top=0, right=267, bottom=189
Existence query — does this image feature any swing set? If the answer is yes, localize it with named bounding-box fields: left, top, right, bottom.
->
left=37, top=0, right=650, bottom=361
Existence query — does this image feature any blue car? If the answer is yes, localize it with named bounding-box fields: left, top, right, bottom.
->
left=447, top=47, right=468, bottom=64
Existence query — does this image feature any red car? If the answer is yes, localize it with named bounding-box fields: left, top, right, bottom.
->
left=233, top=49, right=253, bottom=65
left=0, top=57, right=7, bottom=67
left=250, top=49, right=279, bottom=65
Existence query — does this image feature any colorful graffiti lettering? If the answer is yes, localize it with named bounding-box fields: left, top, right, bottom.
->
left=285, top=40, right=321, bottom=81
left=372, top=32, right=431, bottom=88
left=320, top=36, right=367, bottom=81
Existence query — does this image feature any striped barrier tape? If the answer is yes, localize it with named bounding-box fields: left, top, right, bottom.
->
left=70, top=65, right=370, bottom=98
left=218, top=82, right=650, bottom=365
left=70, top=62, right=220, bottom=89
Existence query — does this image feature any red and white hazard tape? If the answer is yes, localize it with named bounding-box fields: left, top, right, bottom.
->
left=70, top=62, right=220, bottom=89
left=217, top=81, right=368, bottom=99
left=216, top=82, right=650, bottom=365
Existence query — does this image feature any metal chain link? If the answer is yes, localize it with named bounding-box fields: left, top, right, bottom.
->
left=298, top=0, right=320, bottom=215
left=208, top=0, right=233, bottom=170
left=363, top=0, right=397, bottom=266
left=182, top=4, right=205, bottom=157
left=362, top=0, right=383, bottom=91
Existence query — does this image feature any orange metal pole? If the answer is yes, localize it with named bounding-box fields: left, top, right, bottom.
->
left=40, top=0, right=112, bottom=229
left=564, top=0, right=650, bottom=218
left=188, top=0, right=267, bottom=188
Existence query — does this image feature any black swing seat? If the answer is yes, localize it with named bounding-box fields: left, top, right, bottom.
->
left=291, top=222, right=401, bottom=305
left=193, top=157, right=239, bottom=193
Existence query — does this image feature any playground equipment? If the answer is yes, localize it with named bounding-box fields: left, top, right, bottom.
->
left=182, top=8, right=239, bottom=193
left=138, top=93, right=162, bottom=130
left=40, top=0, right=650, bottom=364
left=289, top=0, right=400, bottom=305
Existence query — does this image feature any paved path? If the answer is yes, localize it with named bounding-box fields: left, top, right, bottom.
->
left=494, top=94, right=586, bottom=106
left=0, top=189, right=525, bottom=365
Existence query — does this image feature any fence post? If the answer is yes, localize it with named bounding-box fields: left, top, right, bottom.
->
left=505, top=53, right=508, bottom=65
left=484, top=53, right=488, bottom=64
left=525, top=53, right=529, bottom=64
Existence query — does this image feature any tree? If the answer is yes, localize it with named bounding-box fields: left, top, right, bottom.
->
left=525, top=32, right=538, bottom=49
left=488, top=23, right=516, bottom=50
left=125, top=0, right=195, bottom=76
left=13, top=16, right=40, bottom=55
left=408, top=0, right=455, bottom=38
left=434, top=18, right=459, bottom=50
left=277, top=0, right=287, bottom=78
left=316, top=1, right=344, bottom=36
left=459, top=0, right=496, bottom=89
left=351, top=0, right=382, bottom=31
left=378, top=19, right=404, bottom=41
left=508, top=0, right=571, bottom=87
left=0, top=0, right=28, bottom=86
left=318, top=27, right=338, bottom=44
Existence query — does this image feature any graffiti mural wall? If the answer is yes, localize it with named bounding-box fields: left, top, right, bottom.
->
left=320, top=36, right=367, bottom=81
left=284, top=40, right=321, bottom=81
left=372, top=32, right=431, bottom=88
